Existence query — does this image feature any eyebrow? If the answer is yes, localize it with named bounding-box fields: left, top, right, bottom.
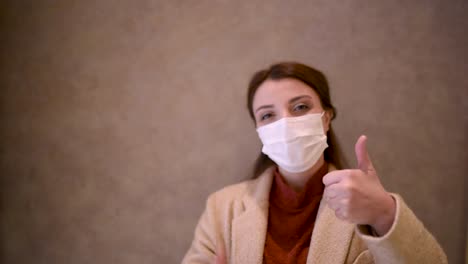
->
left=254, top=95, right=313, bottom=114
left=289, top=95, right=312, bottom=104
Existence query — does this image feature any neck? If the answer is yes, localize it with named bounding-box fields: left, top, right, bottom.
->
left=278, top=155, right=326, bottom=192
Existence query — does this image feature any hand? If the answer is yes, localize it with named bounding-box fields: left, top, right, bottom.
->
left=322, top=135, right=396, bottom=236
left=213, top=240, right=226, bottom=264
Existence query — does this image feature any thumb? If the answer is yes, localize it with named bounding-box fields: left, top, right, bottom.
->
left=355, top=135, right=374, bottom=173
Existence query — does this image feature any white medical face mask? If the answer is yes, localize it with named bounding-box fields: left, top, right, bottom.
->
left=256, top=112, right=328, bottom=173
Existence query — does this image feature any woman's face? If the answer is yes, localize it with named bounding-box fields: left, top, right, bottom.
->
left=252, top=78, right=332, bottom=131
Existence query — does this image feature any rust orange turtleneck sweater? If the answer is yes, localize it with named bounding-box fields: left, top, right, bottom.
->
left=263, top=162, right=328, bottom=264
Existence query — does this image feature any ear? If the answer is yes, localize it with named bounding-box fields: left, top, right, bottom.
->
left=323, top=110, right=332, bottom=133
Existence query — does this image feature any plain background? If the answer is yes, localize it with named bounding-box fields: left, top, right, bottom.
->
left=1, top=1, right=467, bottom=263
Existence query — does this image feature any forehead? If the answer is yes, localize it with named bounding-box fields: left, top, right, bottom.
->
left=252, top=78, right=320, bottom=108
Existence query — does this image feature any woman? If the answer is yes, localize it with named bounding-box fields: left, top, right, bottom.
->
left=182, top=62, right=447, bottom=264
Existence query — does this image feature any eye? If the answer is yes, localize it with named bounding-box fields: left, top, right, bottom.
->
left=293, top=103, right=310, bottom=112
left=260, top=112, right=273, bottom=121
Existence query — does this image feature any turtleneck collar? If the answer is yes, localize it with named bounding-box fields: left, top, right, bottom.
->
left=270, top=162, right=328, bottom=211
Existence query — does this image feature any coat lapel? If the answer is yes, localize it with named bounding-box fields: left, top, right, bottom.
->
left=232, top=208, right=267, bottom=264
left=306, top=199, right=355, bottom=264
left=231, top=167, right=275, bottom=264
left=231, top=165, right=355, bottom=264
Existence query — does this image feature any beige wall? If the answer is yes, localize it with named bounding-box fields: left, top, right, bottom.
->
left=1, top=1, right=467, bottom=263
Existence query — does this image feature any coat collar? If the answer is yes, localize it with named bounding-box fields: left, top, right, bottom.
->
left=306, top=199, right=355, bottom=263
left=231, top=164, right=354, bottom=264
left=232, top=166, right=274, bottom=264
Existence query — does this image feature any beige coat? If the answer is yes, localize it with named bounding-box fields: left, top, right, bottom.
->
left=182, top=166, right=447, bottom=264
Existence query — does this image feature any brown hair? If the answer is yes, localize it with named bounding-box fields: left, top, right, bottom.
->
left=247, top=62, right=348, bottom=178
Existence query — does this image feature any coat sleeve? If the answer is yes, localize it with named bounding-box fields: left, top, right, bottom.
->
left=182, top=193, right=220, bottom=264
left=355, top=194, right=448, bottom=264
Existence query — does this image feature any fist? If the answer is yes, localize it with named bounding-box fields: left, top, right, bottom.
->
left=322, top=135, right=396, bottom=236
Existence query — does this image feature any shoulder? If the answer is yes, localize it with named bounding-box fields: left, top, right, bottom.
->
left=208, top=177, right=260, bottom=204
left=206, top=167, right=275, bottom=209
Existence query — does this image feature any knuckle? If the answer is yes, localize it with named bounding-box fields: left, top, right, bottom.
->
left=330, top=201, right=339, bottom=210
left=342, top=207, right=351, bottom=219
left=342, top=180, right=355, bottom=192
left=341, top=198, right=350, bottom=207
left=342, top=211, right=348, bottom=219
left=335, top=210, right=343, bottom=219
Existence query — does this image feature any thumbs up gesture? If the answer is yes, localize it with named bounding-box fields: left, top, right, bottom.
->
left=323, top=135, right=396, bottom=236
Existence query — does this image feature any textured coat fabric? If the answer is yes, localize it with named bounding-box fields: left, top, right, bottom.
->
left=182, top=166, right=447, bottom=264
